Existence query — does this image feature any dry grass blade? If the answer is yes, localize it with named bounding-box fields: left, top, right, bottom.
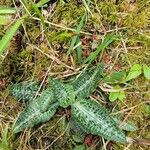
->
left=82, top=0, right=92, bottom=16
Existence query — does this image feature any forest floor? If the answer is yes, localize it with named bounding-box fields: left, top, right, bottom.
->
left=0, top=0, right=150, bottom=150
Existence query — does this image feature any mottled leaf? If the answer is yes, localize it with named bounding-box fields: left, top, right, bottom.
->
left=49, top=78, right=75, bottom=108
left=72, top=63, right=104, bottom=98
left=9, top=81, right=39, bottom=102
left=71, top=98, right=126, bottom=143
left=13, top=89, right=58, bottom=133
left=13, top=102, right=58, bottom=133
left=70, top=117, right=86, bottom=141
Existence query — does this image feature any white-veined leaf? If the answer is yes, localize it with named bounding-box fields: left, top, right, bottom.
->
left=71, top=98, right=126, bottom=143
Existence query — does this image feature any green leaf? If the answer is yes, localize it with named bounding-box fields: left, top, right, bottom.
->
left=144, top=104, right=150, bottom=116
left=49, top=78, right=75, bottom=108
left=0, top=7, right=16, bottom=14
left=32, top=3, right=46, bottom=31
left=71, top=98, right=126, bottom=143
left=32, top=2, right=50, bottom=44
left=72, top=135, right=84, bottom=143
left=72, top=63, right=104, bottom=98
left=13, top=89, right=58, bottom=133
left=0, top=19, right=22, bottom=56
left=143, top=64, right=150, bottom=80
left=9, top=81, right=39, bottom=102
left=118, top=91, right=126, bottom=101
left=67, top=14, right=86, bottom=55
left=0, top=126, right=9, bottom=150
left=104, top=71, right=126, bottom=84
left=109, top=90, right=125, bottom=102
left=76, top=37, right=82, bottom=64
left=109, top=92, right=119, bottom=102
left=83, top=34, right=117, bottom=64
left=82, top=0, right=91, bottom=14
left=126, top=64, right=142, bottom=81
left=36, top=0, right=50, bottom=7
left=67, top=35, right=78, bottom=55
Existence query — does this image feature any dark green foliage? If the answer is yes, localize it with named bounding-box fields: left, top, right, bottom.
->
left=13, top=102, right=59, bottom=133
left=13, top=88, right=58, bottom=133
left=33, top=88, right=56, bottom=112
left=12, top=63, right=105, bottom=133
left=50, top=78, right=75, bottom=108
left=72, top=63, right=104, bottom=98
left=11, top=63, right=138, bottom=144
left=9, top=81, right=39, bottom=102
left=71, top=98, right=126, bottom=143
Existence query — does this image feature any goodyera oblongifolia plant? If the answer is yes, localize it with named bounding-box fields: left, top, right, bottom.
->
left=10, top=63, right=150, bottom=145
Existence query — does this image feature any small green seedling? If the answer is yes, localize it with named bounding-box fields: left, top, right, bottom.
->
left=109, top=90, right=126, bottom=102
left=126, top=64, right=142, bottom=81
left=107, top=63, right=150, bottom=102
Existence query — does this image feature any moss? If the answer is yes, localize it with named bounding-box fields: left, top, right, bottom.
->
left=0, top=0, right=13, bottom=6
left=50, top=0, right=85, bottom=26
